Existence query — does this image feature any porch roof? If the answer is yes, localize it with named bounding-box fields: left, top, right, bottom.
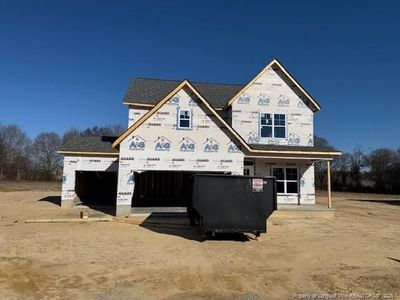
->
left=245, top=144, right=342, bottom=160
left=248, top=144, right=336, bottom=152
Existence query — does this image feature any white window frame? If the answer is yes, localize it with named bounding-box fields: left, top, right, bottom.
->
left=272, top=166, right=299, bottom=195
left=260, top=113, right=273, bottom=138
left=273, top=113, right=286, bottom=139
left=259, top=113, right=287, bottom=139
left=177, top=108, right=192, bottom=130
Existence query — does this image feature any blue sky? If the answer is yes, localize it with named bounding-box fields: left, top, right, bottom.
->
left=1, top=0, right=399, bottom=152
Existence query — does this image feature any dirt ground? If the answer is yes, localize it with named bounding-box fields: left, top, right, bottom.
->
left=0, top=182, right=399, bottom=299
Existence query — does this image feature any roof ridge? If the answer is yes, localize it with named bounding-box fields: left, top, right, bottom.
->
left=134, top=77, right=244, bottom=87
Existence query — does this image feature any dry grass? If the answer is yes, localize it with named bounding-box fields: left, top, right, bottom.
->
left=0, top=181, right=61, bottom=192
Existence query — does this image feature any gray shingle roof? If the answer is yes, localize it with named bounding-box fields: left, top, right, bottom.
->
left=60, top=136, right=118, bottom=153
left=248, top=144, right=339, bottom=153
left=123, top=77, right=244, bottom=108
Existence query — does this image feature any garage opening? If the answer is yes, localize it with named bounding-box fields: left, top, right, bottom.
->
left=75, top=171, right=118, bottom=206
left=132, top=171, right=223, bottom=207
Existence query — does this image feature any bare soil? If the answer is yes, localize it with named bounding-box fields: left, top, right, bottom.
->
left=0, top=181, right=399, bottom=299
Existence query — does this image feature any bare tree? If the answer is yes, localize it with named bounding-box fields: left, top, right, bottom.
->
left=81, top=124, right=125, bottom=137
left=385, top=148, right=400, bottom=193
left=62, top=128, right=81, bottom=145
left=0, top=124, right=31, bottom=180
left=32, top=132, right=62, bottom=180
left=0, top=123, right=125, bottom=182
left=109, top=124, right=125, bottom=136
left=0, top=131, right=5, bottom=179
left=366, top=148, right=397, bottom=192
left=331, top=153, right=351, bottom=189
left=314, top=135, right=336, bottom=189
left=349, top=146, right=366, bottom=190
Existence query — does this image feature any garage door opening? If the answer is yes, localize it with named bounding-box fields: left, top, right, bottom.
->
left=75, top=171, right=118, bottom=206
left=132, top=171, right=224, bottom=208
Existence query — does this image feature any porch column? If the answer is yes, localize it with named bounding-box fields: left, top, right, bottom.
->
left=327, top=160, right=332, bottom=208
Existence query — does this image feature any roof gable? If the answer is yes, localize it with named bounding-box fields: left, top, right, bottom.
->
left=224, top=59, right=321, bottom=111
left=113, top=80, right=252, bottom=150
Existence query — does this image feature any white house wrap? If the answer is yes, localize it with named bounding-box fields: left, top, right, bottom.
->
left=231, top=68, right=314, bottom=147
left=61, top=156, right=118, bottom=207
left=59, top=59, right=341, bottom=216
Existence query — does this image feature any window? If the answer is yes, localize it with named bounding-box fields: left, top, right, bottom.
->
left=274, top=114, right=286, bottom=138
left=272, top=167, right=298, bottom=194
left=177, top=109, right=192, bottom=129
left=260, top=113, right=286, bottom=138
left=260, top=113, right=272, bottom=138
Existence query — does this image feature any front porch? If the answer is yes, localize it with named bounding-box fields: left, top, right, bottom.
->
left=245, top=151, right=335, bottom=207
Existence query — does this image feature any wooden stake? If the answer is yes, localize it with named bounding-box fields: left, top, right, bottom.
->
left=327, top=160, right=332, bottom=208
left=25, top=217, right=112, bottom=223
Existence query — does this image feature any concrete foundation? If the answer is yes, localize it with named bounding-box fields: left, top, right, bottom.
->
left=61, top=199, right=76, bottom=209
left=116, top=205, right=132, bottom=217
left=271, top=205, right=335, bottom=219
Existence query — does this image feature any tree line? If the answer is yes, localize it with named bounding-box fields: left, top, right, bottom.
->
left=1, top=123, right=399, bottom=194
left=314, top=136, right=400, bottom=194
left=0, top=124, right=124, bottom=181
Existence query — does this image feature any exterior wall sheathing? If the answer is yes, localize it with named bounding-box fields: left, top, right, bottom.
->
left=61, top=156, right=118, bottom=207
left=231, top=68, right=314, bottom=147
left=128, top=106, right=149, bottom=127
left=116, top=87, right=245, bottom=214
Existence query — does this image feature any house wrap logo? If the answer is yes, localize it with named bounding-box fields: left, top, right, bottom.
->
left=257, top=94, right=271, bottom=106
left=237, top=93, right=250, bottom=104
left=288, top=133, right=300, bottom=145
left=203, top=138, right=219, bottom=152
left=300, top=178, right=305, bottom=188
left=227, top=141, right=241, bottom=153
left=179, top=137, right=195, bottom=152
left=129, top=135, right=146, bottom=151
left=307, top=134, right=313, bottom=146
left=246, top=132, right=259, bottom=144
left=297, top=99, right=307, bottom=108
left=168, top=95, right=180, bottom=105
left=277, top=95, right=290, bottom=107
left=154, top=136, right=171, bottom=151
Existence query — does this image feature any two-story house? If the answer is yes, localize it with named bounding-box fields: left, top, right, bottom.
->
left=59, top=59, right=341, bottom=216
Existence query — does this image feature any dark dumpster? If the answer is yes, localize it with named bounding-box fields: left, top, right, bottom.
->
left=189, top=174, right=277, bottom=238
